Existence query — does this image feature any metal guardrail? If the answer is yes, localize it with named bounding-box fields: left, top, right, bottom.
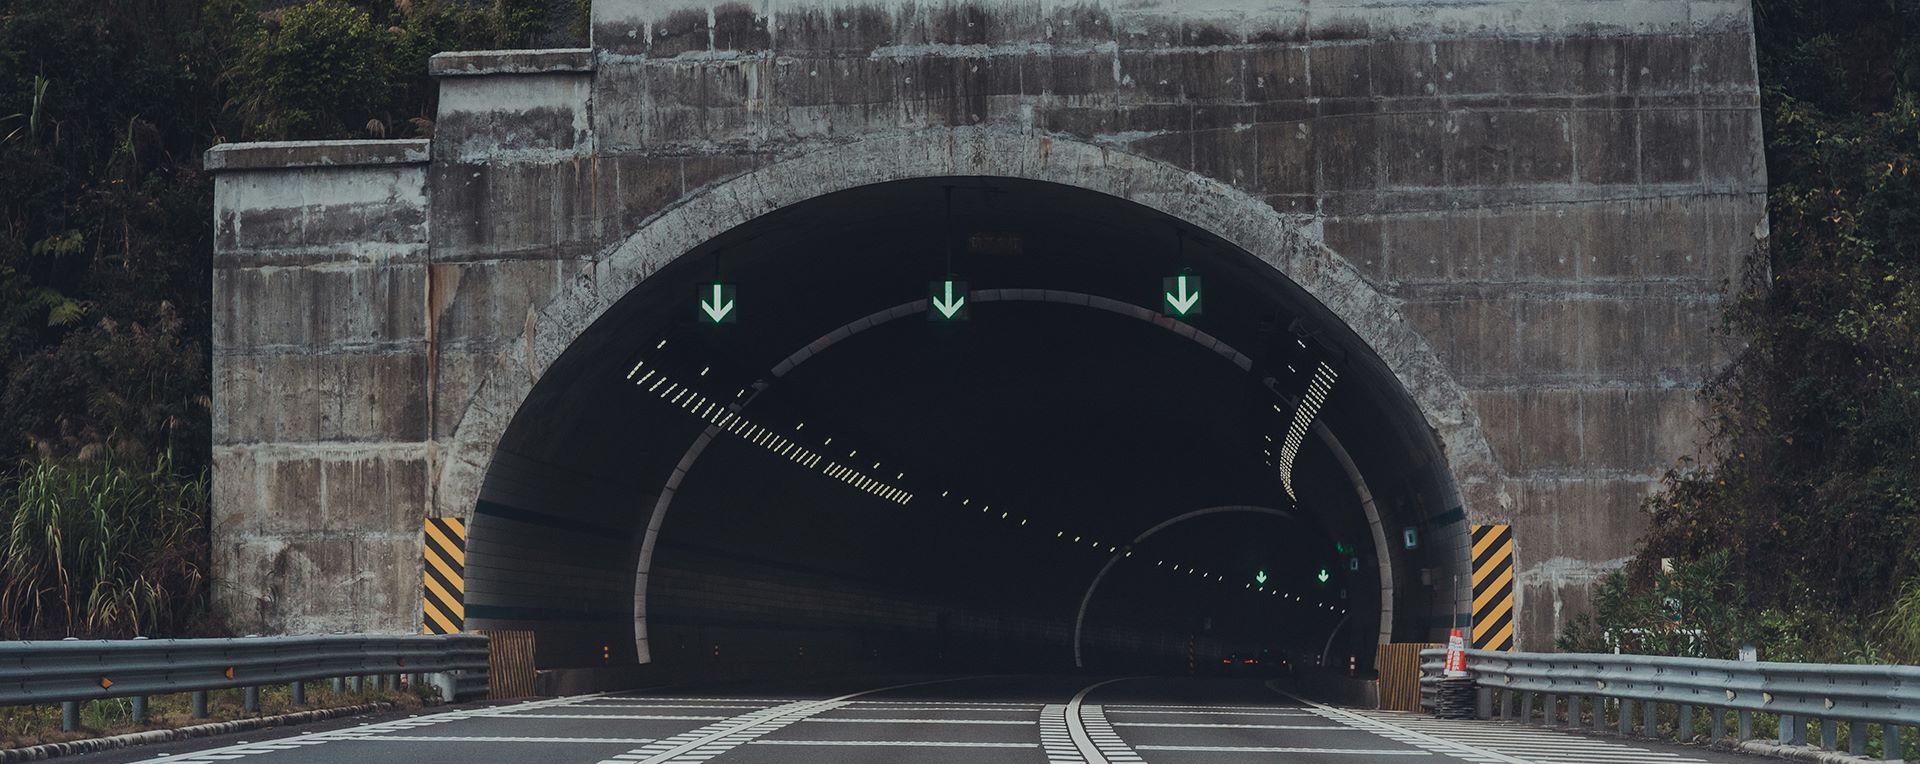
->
left=1420, top=648, right=1917, bottom=762
left=1, top=634, right=489, bottom=730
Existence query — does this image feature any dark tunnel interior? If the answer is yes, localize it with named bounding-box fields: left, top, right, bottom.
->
left=463, top=178, right=1469, bottom=677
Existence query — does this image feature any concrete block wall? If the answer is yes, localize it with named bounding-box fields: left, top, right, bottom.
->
left=209, top=0, right=1767, bottom=647
left=208, top=141, right=434, bottom=633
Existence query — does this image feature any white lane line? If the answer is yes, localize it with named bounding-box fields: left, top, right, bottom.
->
left=474, top=713, right=730, bottom=721
left=1107, top=704, right=1306, bottom=712
left=1136, top=744, right=1433, bottom=755
left=840, top=705, right=1042, bottom=712
left=1269, top=683, right=1527, bottom=764
left=1040, top=704, right=1081, bottom=764
left=128, top=693, right=614, bottom=763
left=1347, top=711, right=1722, bottom=764
left=1064, top=679, right=1147, bottom=764
left=801, top=717, right=1032, bottom=725
left=596, top=676, right=990, bottom=764
left=749, top=740, right=1039, bottom=748
left=851, top=701, right=1042, bottom=708
left=1112, top=722, right=1362, bottom=730
left=1105, top=708, right=1315, bottom=717
left=336, top=735, right=658, bottom=744
left=564, top=703, right=772, bottom=710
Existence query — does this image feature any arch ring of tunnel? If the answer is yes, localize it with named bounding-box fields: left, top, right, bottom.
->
left=459, top=165, right=1481, bottom=671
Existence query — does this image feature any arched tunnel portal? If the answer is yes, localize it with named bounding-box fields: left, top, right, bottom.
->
left=460, top=177, right=1473, bottom=676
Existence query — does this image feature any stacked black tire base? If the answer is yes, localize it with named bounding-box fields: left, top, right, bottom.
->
left=1430, top=677, right=1478, bottom=719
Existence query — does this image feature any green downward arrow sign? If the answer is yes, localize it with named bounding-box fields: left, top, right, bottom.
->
left=700, top=283, right=736, bottom=323
left=929, top=279, right=969, bottom=320
left=1255, top=570, right=1268, bottom=586
left=1162, top=274, right=1202, bottom=317
left=1316, top=568, right=1330, bottom=584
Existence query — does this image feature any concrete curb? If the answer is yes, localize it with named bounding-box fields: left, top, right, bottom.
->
left=0, top=702, right=396, bottom=763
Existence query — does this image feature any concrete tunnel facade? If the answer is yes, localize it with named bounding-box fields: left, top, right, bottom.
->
left=206, top=0, right=1767, bottom=672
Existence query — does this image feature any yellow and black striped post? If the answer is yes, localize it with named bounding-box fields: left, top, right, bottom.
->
left=1470, top=523, right=1516, bottom=651
left=420, top=517, right=466, bottom=634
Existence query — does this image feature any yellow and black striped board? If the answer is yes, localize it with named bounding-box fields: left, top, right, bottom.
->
left=1470, top=523, right=1516, bottom=651
left=420, top=517, right=466, bottom=634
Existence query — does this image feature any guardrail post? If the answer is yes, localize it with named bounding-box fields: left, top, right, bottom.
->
left=1500, top=689, right=1515, bottom=720
left=1820, top=719, right=1837, bottom=750
left=1594, top=698, right=1608, bottom=732
left=1880, top=724, right=1901, bottom=763
left=1476, top=686, right=1493, bottom=719
left=1641, top=698, right=1655, bottom=738
left=130, top=695, right=148, bottom=724
left=1711, top=708, right=1725, bottom=740
left=244, top=685, right=260, bottom=712
left=1520, top=691, right=1533, bottom=722
left=331, top=676, right=345, bottom=693
left=1618, top=699, right=1633, bottom=735
left=1779, top=713, right=1796, bottom=745
left=1738, top=709, right=1753, bottom=740
left=61, top=701, right=79, bottom=731
left=424, top=671, right=457, bottom=704
left=1849, top=721, right=1867, bottom=755
left=1679, top=704, right=1693, bottom=741
left=292, top=680, right=307, bottom=706
left=192, top=690, right=209, bottom=718
left=351, top=675, right=364, bottom=693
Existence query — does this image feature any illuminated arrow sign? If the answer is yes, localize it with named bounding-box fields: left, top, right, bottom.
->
left=699, top=283, right=737, bottom=324
left=1162, top=274, right=1202, bottom=317
left=929, top=279, right=969, bottom=320
left=1316, top=568, right=1330, bottom=584
left=1255, top=570, right=1268, bottom=586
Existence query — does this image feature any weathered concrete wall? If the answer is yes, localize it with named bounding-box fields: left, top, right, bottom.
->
left=209, top=0, right=1766, bottom=645
left=208, top=141, right=433, bottom=633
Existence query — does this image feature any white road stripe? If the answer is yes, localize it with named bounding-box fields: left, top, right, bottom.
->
left=336, top=735, right=658, bottom=744
left=595, top=676, right=989, bottom=764
left=749, top=739, right=1038, bottom=748
left=475, top=713, right=729, bottom=721
left=801, top=717, right=1032, bottom=725
left=1106, top=709, right=1315, bottom=717
left=1136, top=744, right=1432, bottom=755
left=1112, top=722, right=1357, bottom=730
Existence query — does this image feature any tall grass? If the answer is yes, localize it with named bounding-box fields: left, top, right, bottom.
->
left=0, top=452, right=207, bottom=638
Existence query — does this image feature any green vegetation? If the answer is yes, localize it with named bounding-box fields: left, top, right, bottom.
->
left=1562, top=0, right=1920, bottom=667
left=0, top=0, right=580, bottom=639
left=0, top=681, right=424, bottom=749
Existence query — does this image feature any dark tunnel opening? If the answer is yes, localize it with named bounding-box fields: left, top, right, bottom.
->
left=463, top=178, right=1469, bottom=677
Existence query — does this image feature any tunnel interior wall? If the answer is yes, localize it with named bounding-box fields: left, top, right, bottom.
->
left=208, top=0, right=1767, bottom=652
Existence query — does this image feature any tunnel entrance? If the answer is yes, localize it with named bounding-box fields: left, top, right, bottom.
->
left=462, top=178, right=1469, bottom=675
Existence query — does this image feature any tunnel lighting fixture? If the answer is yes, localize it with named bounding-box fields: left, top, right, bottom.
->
left=796, top=422, right=805, bottom=430
left=622, top=356, right=1347, bottom=613
left=657, top=340, right=667, bottom=349
left=1276, top=362, right=1340, bottom=501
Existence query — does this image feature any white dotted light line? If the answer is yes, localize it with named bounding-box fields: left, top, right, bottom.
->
left=1276, top=362, right=1338, bottom=501
left=630, top=360, right=910, bottom=506
left=626, top=357, right=1342, bottom=613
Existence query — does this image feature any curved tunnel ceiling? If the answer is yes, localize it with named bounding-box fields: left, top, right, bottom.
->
left=468, top=178, right=1466, bottom=671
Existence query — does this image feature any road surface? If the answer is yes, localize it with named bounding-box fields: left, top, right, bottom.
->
left=70, top=674, right=1776, bottom=763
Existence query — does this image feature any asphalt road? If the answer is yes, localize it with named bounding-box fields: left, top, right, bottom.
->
left=67, top=674, right=1779, bottom=764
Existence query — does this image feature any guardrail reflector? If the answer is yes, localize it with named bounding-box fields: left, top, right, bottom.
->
left=1470, top=523, right=1516, bottom=651
left=421, top=517, right=467, bottom=634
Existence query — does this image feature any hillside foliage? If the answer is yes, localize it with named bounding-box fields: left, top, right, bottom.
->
left=0, top=0, right=573, bottom=638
